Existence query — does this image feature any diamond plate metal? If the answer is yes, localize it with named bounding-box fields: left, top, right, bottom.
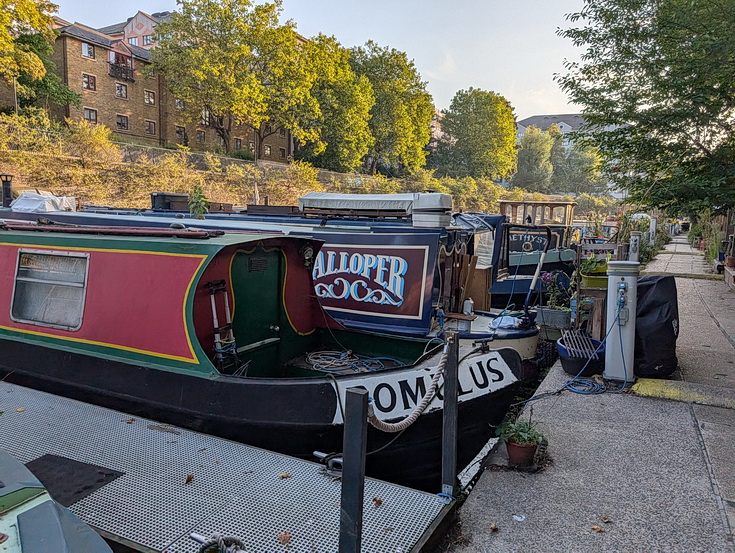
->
left=0, top=382, right=444, bottom=552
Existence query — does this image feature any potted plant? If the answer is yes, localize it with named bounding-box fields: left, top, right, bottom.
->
left=496, top=418, right=545, bottom=468
left=579, top=253, right=608, bottom=288
left=536, top=271, right=572, bottom=331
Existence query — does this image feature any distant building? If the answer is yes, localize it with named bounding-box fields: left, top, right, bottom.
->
left=0, top=13, right=292, bottom=163
left=516, top=113, right=586, bottom=146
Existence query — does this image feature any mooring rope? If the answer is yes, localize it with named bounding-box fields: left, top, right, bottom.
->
left=367, top=352, right=448, bottom=433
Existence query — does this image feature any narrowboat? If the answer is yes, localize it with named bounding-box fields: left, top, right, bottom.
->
left=0, top=448, right=112, bottom=553
left=2, top=193, right=543, bottom=369
left=0, top=222, right=523, bottom=491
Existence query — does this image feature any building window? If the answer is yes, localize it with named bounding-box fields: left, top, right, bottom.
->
left=175, top=126, right=186, bottom=143
left=264, top=123, right=272, bottom=134
left=264, top=144, right=271, bottom=156
left=128, top=37, right=138, bottom=46
left=234, top=138, right=242, bottom=150
left=11, top=250, right=89, bottom=331
left=116, top=114, right=129, bottom=131
left=196, top=130, right=205, bottom=143
left=115, top=82, right=127, bottom=99
left=83, top=108, right=97, bottom=124
left=279, top=127, right=286, bottom=138
left=81, top=42, right=95, bottom=59
left=175, top=99, right=184, bottom=110
left=201, top=108, right=211, bottom=126
left=216, top=134, right=225, bottom=146
left=144, top=90, right=155, bottom=105
left=279, top=147, right=286, bottom=159
left=248, top=141, right=255, bottom=152
left=145, top=120, right=156, bottom=135
left=143, top=34, right=154, bottom=46
left=82, top=73, right=96, bottom=91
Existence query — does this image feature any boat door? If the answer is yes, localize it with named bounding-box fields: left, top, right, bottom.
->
left=230, top=249, right=282, bottom=368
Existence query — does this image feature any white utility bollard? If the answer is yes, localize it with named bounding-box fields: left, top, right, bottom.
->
left=629, top=231, right=642, bottom=262
left=604, top=261, right=640, bottom=383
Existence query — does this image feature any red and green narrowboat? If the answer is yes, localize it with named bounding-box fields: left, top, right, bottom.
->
left=0, top=222, right=522, bottom=491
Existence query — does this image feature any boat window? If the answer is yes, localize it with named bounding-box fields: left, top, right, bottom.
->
left=11, top=250, right=89, bottom=331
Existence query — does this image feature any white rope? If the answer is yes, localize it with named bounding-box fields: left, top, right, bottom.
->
left=367, top=352, right=448, bottom=433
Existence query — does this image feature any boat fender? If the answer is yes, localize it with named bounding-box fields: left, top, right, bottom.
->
left=169, top=222, right=187, bottom=230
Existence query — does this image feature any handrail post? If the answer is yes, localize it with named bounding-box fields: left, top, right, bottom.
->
left=441, top=331, right=459, bottom=502
left=339, top=387, right=369, bottom=553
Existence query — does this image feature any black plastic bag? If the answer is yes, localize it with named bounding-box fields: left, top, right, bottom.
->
left=635, top=275, right=679, bottom=377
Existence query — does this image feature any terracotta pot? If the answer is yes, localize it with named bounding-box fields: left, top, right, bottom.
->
left=727, top=256, right=735, bottom=268
left=505, top=441, right=538, bottom=468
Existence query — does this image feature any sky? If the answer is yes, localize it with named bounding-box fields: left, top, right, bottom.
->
left=56, top=0, right=585, bottom=120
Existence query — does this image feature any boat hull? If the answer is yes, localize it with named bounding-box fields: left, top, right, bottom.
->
left=0, top=337, right=521, bottom=492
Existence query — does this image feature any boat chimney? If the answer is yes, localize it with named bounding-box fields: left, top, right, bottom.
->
left=0, top=174, right=12, bottom=208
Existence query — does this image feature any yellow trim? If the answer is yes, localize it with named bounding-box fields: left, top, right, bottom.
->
left=1, top=241, right=209, bottom=364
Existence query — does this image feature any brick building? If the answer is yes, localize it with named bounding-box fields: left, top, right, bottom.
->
left=1, top=12, right=292, bottom=163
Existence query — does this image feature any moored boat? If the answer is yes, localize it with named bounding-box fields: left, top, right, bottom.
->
left=0, top=222, right=522, bottom=491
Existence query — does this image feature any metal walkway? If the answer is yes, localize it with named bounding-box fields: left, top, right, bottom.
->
left=0, top=382, right=446, bottom=553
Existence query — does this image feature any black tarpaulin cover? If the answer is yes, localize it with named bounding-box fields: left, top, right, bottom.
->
left=635, top=275, right=679, bottom=377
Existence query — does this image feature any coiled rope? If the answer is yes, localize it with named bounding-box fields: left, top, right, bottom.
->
left=367, top=351, right=449, bottom=433
left=197, top=533, right=246, bottom=553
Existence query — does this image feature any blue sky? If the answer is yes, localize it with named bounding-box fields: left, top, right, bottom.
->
left=57, top=0, right=584, bottom=119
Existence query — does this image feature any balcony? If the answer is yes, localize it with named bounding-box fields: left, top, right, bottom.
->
left=108, top=62, right=135, bottom=82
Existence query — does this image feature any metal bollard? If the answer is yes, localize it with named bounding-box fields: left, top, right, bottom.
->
left=441, top=331, right=459, bottom=503
left=604, top=261, right=640, bottom=383
left=629, top=231, right=642, bottom=262
left=339, top=387, right=368, bottom=553
left=0, top=174, right=12, bottom=208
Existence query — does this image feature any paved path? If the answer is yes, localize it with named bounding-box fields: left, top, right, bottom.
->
left=452, top=234, right=735, bottom=553
left=643, top=234, right=713, bottom=276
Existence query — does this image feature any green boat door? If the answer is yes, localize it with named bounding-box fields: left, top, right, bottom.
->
left=230, top=249, right=282, bottom=371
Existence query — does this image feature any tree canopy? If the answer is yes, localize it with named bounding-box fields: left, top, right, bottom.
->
left=429, top=88, right=517, bottom=180
left=512, top=126, right=553, bottom=192
left=152, top=0, right=320, bottom=155
left=14, top=33, right=80, bottom=108
left=294, top=34, right=374, bottom=172
left=0, top=0, right=57, bottom=86
left=349, top=41, right=434, bottom=175
left=557, top=0, right=735, bottom=214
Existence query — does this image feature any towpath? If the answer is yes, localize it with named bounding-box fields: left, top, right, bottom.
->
left=450, top=233, right=735, bottom=553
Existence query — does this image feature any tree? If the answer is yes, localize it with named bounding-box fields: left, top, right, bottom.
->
left=14, top=33, right=80, bottom=108
left=547, top=124, right=566, bottom=187
left=349, top=41, right=434, bottom=174
left=430, top=88, right=517, bottom=179
left=0, top=0, right=57, bottom=87
left=557, top=0, right=735, bottom=213
left=295, top=35, right=374, bottom=172
left=152, top=0, right=320, bottom=155
left=553, top=142, right=608, bottom=196
left=512, top=126, right=553, bottom=192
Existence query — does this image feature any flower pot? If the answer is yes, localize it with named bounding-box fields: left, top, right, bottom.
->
left=727, top=256, right=735, bottom=268
left=505, top=441, right=538, bottom=468
left=535, top=307, right=571, bottom=329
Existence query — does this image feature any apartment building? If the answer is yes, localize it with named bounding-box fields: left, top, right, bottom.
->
left=2, top=13, right=292, bottom=162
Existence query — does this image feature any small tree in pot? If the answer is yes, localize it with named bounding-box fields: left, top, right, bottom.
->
left=496, top=418, right=545, bottom=468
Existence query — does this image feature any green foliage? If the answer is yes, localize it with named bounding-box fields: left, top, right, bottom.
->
left=579, top=253, right=603, bottom=275
left=229, top=148, right=255, bottom=161
left=296, top=34, right=374, bottom=172
left=349, top=41, right=434, bottom=174
left=496, top=418, right=544, bottom=446
left=63, top=118, right=120, bottom=168
left=188, top=185, right=210, bottom=219
left=14, top=33, right=80, bottom=108
left=152, top=0, right=320, bottom=154
left=557, top=0, right=735, bottom=213
left=512, top=126, right=553, bottom=192
left=553, top=141, right=607, bottom=195
left=575, top=193, right=617, bottom=218
left=0, top=0, right=57, bottom=86
left=430, top=88, right=516, bottom=179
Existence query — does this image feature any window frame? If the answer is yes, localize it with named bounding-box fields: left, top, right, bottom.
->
left=279, top=127, right=286, bottom=138
left=196, top=130, right=205, bottom=143
left=175, top=125, right=186, bottom=143
left=143, top=34, right=154, bottom=46
left=175, top=99, right=184, bottom=110
left=234, top=138, right=242, bottom=150
left=83, top=107, right=97, bottom=124
left=81, top=42, right=95, bottom=59
left=264, top=144, right=272, bottom=156
left=128, top=37, right=139, bottom=47
left=145, top=120, right=156, bottom=136
left=82, top=73, right=96, bottom=91
left=116, top=114, right=129, bottom=131
left=144, top=89, right=156, bottom=105
left=115, top=82, right=128, bottom=99
left=10, top=249, right=90, bottom=331
left=279, top=147, right=286, bottom=159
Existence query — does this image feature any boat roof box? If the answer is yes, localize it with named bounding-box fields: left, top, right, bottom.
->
left=298, top=192, right=452, bottom=227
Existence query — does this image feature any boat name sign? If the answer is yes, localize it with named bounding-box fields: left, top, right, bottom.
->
left=332, top=350, right=517, bottom=424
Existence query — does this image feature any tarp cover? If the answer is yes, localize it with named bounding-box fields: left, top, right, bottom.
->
left=635, top=275, right=679, bottom=377
left=298, top=192, right=451, bottom=213
left=11, top=191, right=76, bottom=212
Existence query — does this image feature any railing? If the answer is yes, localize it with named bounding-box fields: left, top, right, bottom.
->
left=108, top=63, right=135, bottom=82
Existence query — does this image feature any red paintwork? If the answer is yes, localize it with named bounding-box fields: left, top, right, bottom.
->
left=2, top=222, right=216, bottom=239
left=0, top=244, right=203, bottom=361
